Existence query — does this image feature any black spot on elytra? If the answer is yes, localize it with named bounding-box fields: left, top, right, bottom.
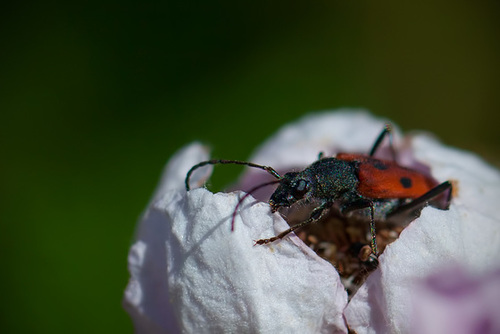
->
left=373, top=161, right=388, bottom=170
left=400, top=177, right=412, bottom=188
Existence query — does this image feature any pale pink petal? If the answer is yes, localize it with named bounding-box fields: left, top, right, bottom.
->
left=124, top=143, right=348, bottom=333
left=411, top=267, right=500, bottom=334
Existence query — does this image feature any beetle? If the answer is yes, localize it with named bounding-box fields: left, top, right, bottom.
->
left=185, top=124, right=452, bottom=256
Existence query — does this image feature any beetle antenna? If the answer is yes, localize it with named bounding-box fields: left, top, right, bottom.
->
left=231, top=180, right=281, bottom=231
left=185, top=159, right=281, bottom=190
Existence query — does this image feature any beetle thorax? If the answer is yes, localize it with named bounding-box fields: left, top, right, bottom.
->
left=268, top=158, right=359, bottom=212
left=309, top=158, right=359, bottom=200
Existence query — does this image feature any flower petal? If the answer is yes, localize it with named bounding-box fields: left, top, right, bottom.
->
left=411, top=267, right=500, bottom=334
left=250, top=109, right=396, bottom=168
left=124, top=142, right=349, bottom=333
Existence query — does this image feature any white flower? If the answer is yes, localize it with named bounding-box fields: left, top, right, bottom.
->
left=124, top=110, right=500, bottom=333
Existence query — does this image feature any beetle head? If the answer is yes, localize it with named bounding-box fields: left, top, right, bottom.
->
left=269, top=172, right=311, bottom=212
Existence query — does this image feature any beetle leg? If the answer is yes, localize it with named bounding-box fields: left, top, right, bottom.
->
left=369, top=123, right=397, bottom=162
left=388, top=181, right=453, bottom=218
left=254, top=201, right=332, bottom=245
left=341, top=199, right=378, bottom=256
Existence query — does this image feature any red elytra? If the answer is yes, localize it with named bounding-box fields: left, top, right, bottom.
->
left=336, top=153, right=438, bottom=199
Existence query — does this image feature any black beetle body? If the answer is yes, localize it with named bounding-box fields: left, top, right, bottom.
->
left=269, top=158, right=359, bottom=213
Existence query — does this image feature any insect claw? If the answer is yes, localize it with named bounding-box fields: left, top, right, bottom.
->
left=254, top=237, right=278, bottom=245
left=253, top=239, right=266, bottom=246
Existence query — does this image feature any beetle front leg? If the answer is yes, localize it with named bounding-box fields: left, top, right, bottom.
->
left=255, top=201, right=332, bottom=245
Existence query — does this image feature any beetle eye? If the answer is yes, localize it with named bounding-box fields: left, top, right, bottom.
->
left=292, top=179, right=308, bottom=199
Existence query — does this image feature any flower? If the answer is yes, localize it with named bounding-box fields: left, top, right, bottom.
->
left=124, top=110, right=500, bottom=333
left=410, top=267, right=500, bottom=334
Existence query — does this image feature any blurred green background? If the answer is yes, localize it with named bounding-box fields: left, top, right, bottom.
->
left=1, top=1, right=499, bottom=333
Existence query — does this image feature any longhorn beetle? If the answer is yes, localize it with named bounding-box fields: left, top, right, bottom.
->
left=185, top=124, right=452, bottom=256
